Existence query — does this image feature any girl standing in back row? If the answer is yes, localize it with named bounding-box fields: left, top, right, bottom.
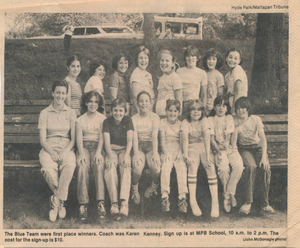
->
left=177, top=45, right=207, bottom=116
left=224, top=48, right=248, bottom=114
left=130, top=46, right=155, bottom=115
left=156, top=49, right=183, bottom=116
left=64, top=55, right=82, bottom=117
left=202, top=48, right=225, bottom=114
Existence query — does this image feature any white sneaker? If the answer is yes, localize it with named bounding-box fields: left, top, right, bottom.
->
left=230, top=194, right=237, bottom=207
left=144, top=183, right=158, bottom=198
left=239, top=203, right=251, bottom=215
left=224, top=193, right=231, bottom=213
left=190, top=201, right=202, bottom=216
left=58, top=200, right=66, bottom=219
left=120, top=201, right=129, bottom=216
left=211, top=203, right=219, bottom=218
left=131, top=185, right=141, bottom=204
left=49, top=195, right=59, bottom=222
left=110, top=203, right=119, bottom=216
left=261, top=205, right=275, bottom=214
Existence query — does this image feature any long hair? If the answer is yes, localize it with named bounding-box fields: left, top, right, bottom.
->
left=165, top=99, right=181, bottom=112
left=89, top=59, right=106, bottom=77
left=183, top=45, right=200, bottom=67
left=225, top=48, right=243, bottom=65
left=66, top=54, right=81, bottom=67
left=235, top=97, right=251, bottom=116
left=209, top=95, right=231, bottom=116
left=202, top=48, right=224, bottom=71
left=112, top=51, right=130, bottom=71
left=80, top=91, right=104, bottom=115
left=185, top=99, right=204, bottom=123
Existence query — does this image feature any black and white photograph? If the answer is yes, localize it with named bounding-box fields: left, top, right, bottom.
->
left=1, top=0, right=296, bottom=247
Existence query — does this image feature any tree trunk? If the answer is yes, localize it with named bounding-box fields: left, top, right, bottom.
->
left=143, top=13, right=158, bottom=57
left=250, top=13, right=283, bottom=101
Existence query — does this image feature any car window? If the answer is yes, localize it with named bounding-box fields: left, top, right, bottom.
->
left=183, top=23, right=198, bottom=34
left=73, top=28, right=85, bottom=35
left=102, top=27, right=131, bottom=33
left=165, top=22, right=182, bottom=34
left=86, top=28, right=101, bottom=35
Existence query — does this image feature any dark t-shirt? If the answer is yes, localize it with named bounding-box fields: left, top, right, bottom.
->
left=109, top=71, right=130, bottom=103
left=102, top=116, right=134, bottom=147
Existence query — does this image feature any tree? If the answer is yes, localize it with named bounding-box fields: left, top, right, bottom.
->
left=143, top=13, right=158, bottom=56
left=250, top=13, right=284, bottom=101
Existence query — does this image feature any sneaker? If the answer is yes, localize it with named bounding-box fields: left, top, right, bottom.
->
left=58, top=200, right=66, bottom=219
left=131, top=187, right=141, bottom=205
left=120, top=201, right=129, bottom=216
left=161, top=197, right=170, bottom=212
left=178, top=198, right=188, bottom=213
left=79, top=204, right=88, bottom=221
left=223, top=193, right=231, bottom=213
left=49, top=195, right=59, bottom=222
left=190, top=201, right=202, bottom=216
left=97, top=201, right=106, bottom=219
left=239, top=203, right=251, bottom=215
left=110, top=202, right=119, bottom=216
left=261, top=205, right=275, bottom=214
left=144, top=183, right=158, bottom=198
left=230, top=194, right=237, bottom=207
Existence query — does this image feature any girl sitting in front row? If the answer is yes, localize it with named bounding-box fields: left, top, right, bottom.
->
left=102, top=98, right=134, bottom=217
left=160, top=99, right=188, bottom=213
left=39, top=81, right=77, bottom=222
left=181, top=100, right=219, bottom=217
left=131, top=91, right=161, bottom=204
left=156, top=49, right=183, bottom=116
left=208, top=95, right=243, bottom=213
left=234, top=97, right=275, bottom=215
left=76, top=91, right=107, bottom=221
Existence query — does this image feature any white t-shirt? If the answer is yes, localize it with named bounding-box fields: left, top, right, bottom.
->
left=76, top=112, right=106, bottom=142
left=159, top=118, right=181, bottom=143
left=181, top=117, right=212, bottom=153
left=130, top=67, right=155, bottom=99
left=84, top=76, right=104, bottom=96
left=206, top=70, right=224, bottom=110
left=234, top=115, right=264, bottom=146
left=132, top=112, right=160, bottom=142
left=225, top=65, right=248, bottom=110
left=157, top=72, right=182, bottom=101
left=208, top=115, right=234, bottom=145
left=177, top=67, right=207, bottom=101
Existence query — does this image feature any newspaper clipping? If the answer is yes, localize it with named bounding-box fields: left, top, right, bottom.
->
left=1, top=0, right=298, bottom=247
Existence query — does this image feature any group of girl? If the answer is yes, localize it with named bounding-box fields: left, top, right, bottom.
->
left=38, top=44, right=274, bottom=223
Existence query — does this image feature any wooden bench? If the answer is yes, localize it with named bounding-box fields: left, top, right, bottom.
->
left=4, top=100, right=287, bottom=172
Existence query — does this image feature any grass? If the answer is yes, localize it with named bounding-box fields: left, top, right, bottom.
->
left=4, top=38, right=288, bottom=114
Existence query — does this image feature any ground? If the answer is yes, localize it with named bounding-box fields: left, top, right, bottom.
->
left=3, top=167, right=287, bottom=229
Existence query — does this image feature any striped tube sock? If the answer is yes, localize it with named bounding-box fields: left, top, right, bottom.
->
left=208, top=176, right=219, bottom=217
left=188, top=175, right=202, bottom=216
